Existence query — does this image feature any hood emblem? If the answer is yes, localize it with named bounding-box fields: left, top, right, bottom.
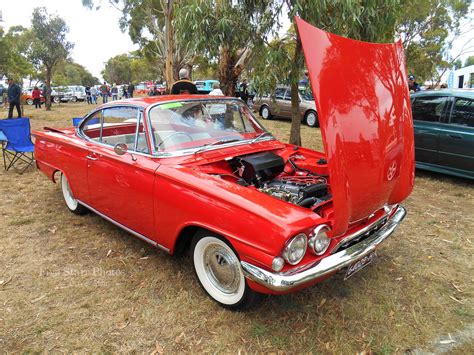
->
left=387, top=161, right=397, bottom=181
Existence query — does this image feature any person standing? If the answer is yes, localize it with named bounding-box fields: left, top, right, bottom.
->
left=85, top=86, right=92, bottom=104
left=100, top=82, right=109, bottom=103
left=122, top=85, right=128, bottom=99
left=170, top=69, right=198, bottom=95
left=111, top=83, right=118, bottom=101
left=127, top=82, right=135, bottom=98
left=7, top=79, right=22, bottom=118
left=408, top=75, right=420, bottom=92
left=90, top=86, right=98, bottom=104
left=239, top=79, right=249, bottom=105
left=209, top=82, right=223, bottom=96
left=32, top=86, right=42, bottom=109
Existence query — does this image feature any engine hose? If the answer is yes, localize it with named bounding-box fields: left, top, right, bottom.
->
left=288, top=158, right=328, bottom=177
left=298, top=197, right=318, bottom=208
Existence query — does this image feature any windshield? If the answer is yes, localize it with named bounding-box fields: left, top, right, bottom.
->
left=148, top=99, right=268, bottom=153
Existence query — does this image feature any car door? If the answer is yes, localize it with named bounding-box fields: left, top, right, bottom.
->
left=437, top=96, right=474, bottom=176
left=412, top=95, right=450, bottom=165
left=272, top=88, right=287, bottom=118
left=280, top=89, right=294, bottom=119
left=81, top=106, right=157, bottom=238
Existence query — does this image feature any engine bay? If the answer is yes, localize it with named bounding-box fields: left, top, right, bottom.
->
left=226, top=151, right=332, bottom=210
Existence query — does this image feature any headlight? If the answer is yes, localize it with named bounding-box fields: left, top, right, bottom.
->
left=309, top=225, right=331, bottom=255
left=282, top=233, right=307, bottom=265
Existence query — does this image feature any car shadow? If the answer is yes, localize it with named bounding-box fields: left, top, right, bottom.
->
left=415, top=169, right=473, bottom=186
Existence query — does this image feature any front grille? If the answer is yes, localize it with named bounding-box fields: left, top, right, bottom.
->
left=332, top=217, right=388, bottom=254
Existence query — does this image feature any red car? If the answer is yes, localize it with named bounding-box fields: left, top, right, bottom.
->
left=34, top=20, right=414, bottom=309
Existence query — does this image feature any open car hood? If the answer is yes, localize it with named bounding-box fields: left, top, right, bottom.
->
left=296, top=17, right=414, bottom=236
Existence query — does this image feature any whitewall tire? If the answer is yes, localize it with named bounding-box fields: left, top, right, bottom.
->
left=191, top=232, right=261, bottom=310
left=61, top=173, right=87, bottom=215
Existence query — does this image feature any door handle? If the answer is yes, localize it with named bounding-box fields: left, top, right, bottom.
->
left=86, top=155, right=98, bottom=161
left=448, top=134, right=462, bottom=139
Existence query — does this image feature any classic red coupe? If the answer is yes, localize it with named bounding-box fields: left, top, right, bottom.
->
left=34, top=19, right=414, bottom=309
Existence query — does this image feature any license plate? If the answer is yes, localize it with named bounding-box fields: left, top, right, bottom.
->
left=344, top=252, right=377, bottom=280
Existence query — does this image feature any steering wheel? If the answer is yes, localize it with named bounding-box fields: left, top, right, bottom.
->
left=157, top=132, right=193, bottom=149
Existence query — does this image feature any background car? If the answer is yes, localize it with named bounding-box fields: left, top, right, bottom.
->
left=254, top=86, right=319, bottom=127
left=411, top=89, right=474, bottom=179
left=195, top=79, right=219, bottom=94
left=21, top=88, right=46, bottom=105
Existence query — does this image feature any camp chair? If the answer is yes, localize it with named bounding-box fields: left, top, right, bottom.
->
left=0, top=118, right=35, bottom=173
left=72, top=117, right=99, bottom=127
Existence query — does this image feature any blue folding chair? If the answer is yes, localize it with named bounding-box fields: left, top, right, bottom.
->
left=0, top=118, right=35, bottom=173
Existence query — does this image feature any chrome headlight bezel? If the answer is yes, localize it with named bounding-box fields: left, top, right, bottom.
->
left=308, top=224, right=331, bottom=255
left=282, top=233, right=307, bottom=265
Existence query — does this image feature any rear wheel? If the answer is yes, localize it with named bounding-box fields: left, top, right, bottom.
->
left=260, top=105, right=272, bottom=120
left=53, top=96, right=60, bottom=104
left=26, top=98, right=34, bottom=105
left=191, top=231, right=261, bottom=310
left=305, top=110, right=319, bottom=127
left=70, top=96, right=78, bottom=103
left=61, top=173, right=87, bottom=215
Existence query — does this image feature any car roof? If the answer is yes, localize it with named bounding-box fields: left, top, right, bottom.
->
left=411, top=89, right=474, bottom=100
left=98, top=95, right=236, bottom=109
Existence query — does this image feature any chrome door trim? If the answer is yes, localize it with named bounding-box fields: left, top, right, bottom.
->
left=77, top=200, right=170, bottom=253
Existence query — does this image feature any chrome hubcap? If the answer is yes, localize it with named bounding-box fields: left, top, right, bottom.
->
left=307, top=113, right=316, bottom=126
left=203, top=244, right=241, bottom=294
left=262, top=107, right=269, bottom=118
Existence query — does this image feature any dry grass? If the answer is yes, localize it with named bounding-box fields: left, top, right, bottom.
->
left=0, top=102, right=473, bottom=353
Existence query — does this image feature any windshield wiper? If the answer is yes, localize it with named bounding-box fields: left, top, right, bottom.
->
left=250, top=131, right=273, bottom=144
left=194, top=137, right=241, bottom=155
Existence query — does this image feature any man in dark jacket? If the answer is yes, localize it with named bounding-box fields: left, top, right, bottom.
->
left=127, top=82, right=135, bottom=98
left=170, top=69, right=198, bottom=95
left=7, top=79, right=22, bottom=118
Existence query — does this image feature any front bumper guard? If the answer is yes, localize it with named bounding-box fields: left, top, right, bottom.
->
left=241, top=206, right=407, bottom=292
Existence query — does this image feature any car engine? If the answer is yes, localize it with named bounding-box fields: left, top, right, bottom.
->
left=230, top=152, right=330, bottom=209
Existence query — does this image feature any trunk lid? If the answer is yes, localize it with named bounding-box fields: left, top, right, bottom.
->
left=296, top=17, right=415, bottom=236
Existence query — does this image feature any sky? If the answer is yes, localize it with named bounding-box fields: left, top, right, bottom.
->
left=0, top=1, right=473, bottom=82
left=1, top=0, right=138, bottom=79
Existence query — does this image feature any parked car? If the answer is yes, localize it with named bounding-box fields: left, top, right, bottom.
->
left=411, top=90, right=474, bottom=179
left=21, top=88, right=45, bottom=105
left=34, top=20, right=414, bottom=309
left=195, top=79, right=219, bottom=94
left=67, top=85, right=87, bottom=102
left=254, top=87, right=319, bottom=127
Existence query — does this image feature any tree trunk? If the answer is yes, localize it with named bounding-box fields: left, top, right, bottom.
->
left=164, top=0, right=175, bottom=91
left=289, top=35, right=304, bottom=146
left=219, top=46, right=240, bottom=96
left=45, top=67, right=52, bottom=111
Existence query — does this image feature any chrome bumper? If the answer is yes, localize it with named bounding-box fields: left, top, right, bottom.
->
left=241, top=206, right=406, bottom=292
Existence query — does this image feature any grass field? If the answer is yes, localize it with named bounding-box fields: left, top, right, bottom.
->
left=0, top=101, right=473, bottom=353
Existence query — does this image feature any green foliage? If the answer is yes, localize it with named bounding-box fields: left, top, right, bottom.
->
left=102, top=52, right=161, bottom=84
left=465, top=56, right=474, bottom=67
left=397, top=0, right=470, bottom=83
left=53, top=61, right=98, bottom=86
left=0, top=26, right=35, bottom=81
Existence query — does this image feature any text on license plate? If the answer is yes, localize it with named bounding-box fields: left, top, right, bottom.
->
left=344, top=252, right=377, bottom=280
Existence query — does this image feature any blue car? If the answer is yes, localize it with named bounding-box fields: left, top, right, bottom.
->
left=195, top=80, right=219, bottom=94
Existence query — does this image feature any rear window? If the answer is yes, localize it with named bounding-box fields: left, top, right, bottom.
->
left=450, top=98, right=474, bottom=127
left=411, top=96, right=448, bottom=122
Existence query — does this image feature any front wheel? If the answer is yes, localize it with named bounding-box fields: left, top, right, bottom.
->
left=70, top=96, right=78, bottom=103
left=191, top=232, right=261, bottom=310
left=26, top=98, right=34, bottom=105
left=53, top=96, right=60, bottom=104
left=305, top=110, right=319, bottom=128
left=61, top=173, right=88, bottom=215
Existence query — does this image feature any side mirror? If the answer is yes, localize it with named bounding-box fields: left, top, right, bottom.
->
left=114, top=143, right=128, bottom=156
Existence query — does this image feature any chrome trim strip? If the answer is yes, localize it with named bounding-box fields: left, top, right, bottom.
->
left=77, top=200, right=170, bottom=253
left=241, top=206, right=406, bottom=292
left=330, top=207, right=395, bottom=254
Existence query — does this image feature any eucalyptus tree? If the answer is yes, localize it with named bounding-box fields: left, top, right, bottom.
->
left=29, top=7, right=73, bottom=110
left=175, top=0, right=282, bottom=96
left=253, top=0, right=401, bottom=146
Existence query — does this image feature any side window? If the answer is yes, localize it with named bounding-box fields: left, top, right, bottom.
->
left=274, top=88, right=286, bottom=100
left=411, top=96, right=448, bottom=122
left=81, top=111, right=102, bottom=141
left=451, top=98, right=474, bottom=127
left=284, top=89, right=292, bottom=101
left=101, top=107, right=141, bottom=150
